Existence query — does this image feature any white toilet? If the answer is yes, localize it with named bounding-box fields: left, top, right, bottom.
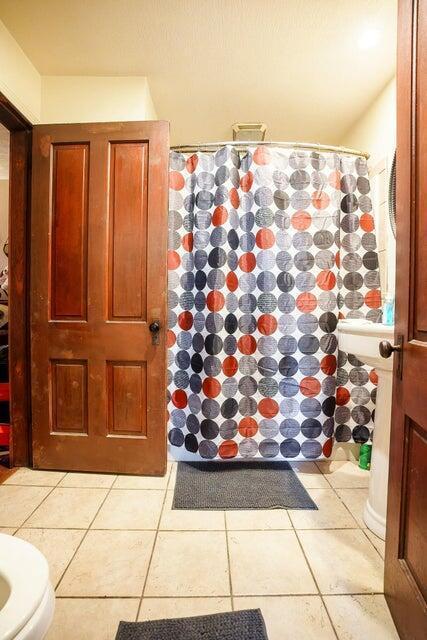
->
left=338, top=318, right=395, bottom=540
left=0, top=533, right=55, bottom=639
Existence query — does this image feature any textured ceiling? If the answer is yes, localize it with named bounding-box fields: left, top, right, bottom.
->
left=0, top=124, right=9, bottom=180
left=0, top=0, right=397, bottom=144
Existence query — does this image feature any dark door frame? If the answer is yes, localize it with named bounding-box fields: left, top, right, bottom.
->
left=0, top=92, right=32, bottom=467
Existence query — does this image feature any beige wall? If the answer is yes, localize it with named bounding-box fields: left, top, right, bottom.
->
left=0, top=20, right=157, bottom=125
left=41, top=76, right=157, bottom=123
left=341, top=76, right=397, bottom=300
left=0, top=19, right=41, bottom=122
left=341, top=77, right=396, bottom=167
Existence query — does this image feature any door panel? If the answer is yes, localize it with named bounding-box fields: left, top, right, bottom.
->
left=385, top=1, right=427, bottom=637
left=31, top=121, right=169, bottom=475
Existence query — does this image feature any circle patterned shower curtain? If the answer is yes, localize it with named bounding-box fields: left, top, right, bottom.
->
left=167, top=145, right=381, bottom=461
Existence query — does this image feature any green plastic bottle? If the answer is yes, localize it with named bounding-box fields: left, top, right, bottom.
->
left=359, top=443, right=372, bottom=470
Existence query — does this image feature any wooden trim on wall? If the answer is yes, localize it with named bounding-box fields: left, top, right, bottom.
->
left=0, top=92, right=32, bottom=467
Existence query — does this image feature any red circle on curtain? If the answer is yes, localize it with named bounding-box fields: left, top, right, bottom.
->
left=312, top=190, right=330, bottom=209
left=300, top=377, right=321, bottom=397
left=172, top=390, right=187, bottom=408
left=258, top=314, right=277, bottom=335
left=328, top=170, right=341, bottom=189
left=317, top=270, right=336, bottom=291
left=239, top=252, right=256, bottom=272
left=213, top=205, right=228, bottom=226
left=182, top=233, right=193, bottom=252
left=238, top=417, right=258, bottom=437
left=365, top=290, right=381, bottom=308
left=296, top=292, right=317, bottom=312
left=186, top=154, right=198, bottom=173
left=320, top=354, right=337, bottom=375
left=166, top=330, right=176, bottom=348
left=323, top=438, right=333, bottom=458
left=256, top=228, right=275, bottom=249
left=226, top=272, right=238, bottom=291
left=253, top=146, right=271, bottom=165
left=238, top=335, right=257, bottom=355
left=360, top=213, right=375, bottom=232
left=169, top=171, right=185, bottom=190
left=203, top=377, right=221, bottom=398
left=178, top=311, right=193, bottom=330
left=369, top=369, right=378, bottom=384
left=167, top=250, right=180, bottom=270
left=207, top=291, right=225, bottom=311
left=291, top=211, right=312, bottom=230
left=335, top=251, right=340, bottom=268
left=240, top=171, right=254, bottom=192
left=219, top=440, right=238, bottom=459
left=336, top=386, right=350, bottom=405
left=258, top=398, right=279, bottom=418
left=222, top=356, right=238, bottom=377
left=230, top=187, right=240, bottom=208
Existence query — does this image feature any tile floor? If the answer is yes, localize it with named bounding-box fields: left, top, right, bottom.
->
left=0, top=460, right=397, bottom=640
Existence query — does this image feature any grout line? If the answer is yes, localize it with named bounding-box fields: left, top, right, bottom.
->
left=53, top=590, right=388, bottom=600
left=224, top=511, right=234, bottom=611
left=293, top=527, right=340, bottom=640
left=136, top=479, right=171, bottom=622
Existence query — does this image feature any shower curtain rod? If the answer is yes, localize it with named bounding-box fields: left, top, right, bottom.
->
left=170, top=140, right=370, bottom=159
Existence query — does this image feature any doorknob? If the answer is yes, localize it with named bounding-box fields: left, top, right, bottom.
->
left=379, top=340, right=401, bottom=358
left=149, top=321, right=161, bottom=333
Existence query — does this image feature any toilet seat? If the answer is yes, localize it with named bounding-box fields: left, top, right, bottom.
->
left=0, top=533, right=54, bottom=640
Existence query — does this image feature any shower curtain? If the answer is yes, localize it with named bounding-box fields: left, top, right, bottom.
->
left=167, top=145, right=381, bottom=461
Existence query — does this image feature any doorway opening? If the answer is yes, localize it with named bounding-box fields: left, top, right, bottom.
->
left=0, top=92, right=32, bottom=473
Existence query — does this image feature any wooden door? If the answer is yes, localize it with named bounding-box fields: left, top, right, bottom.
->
left=30, top=121, right=169, bottom=475
left=384, top=1, right=427, bottom=637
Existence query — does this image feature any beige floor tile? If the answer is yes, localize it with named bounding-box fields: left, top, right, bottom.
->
left=3, top=467, right=65, bottom=486
left=25, top=487, right=108, bottom=528
left=138, top=597, right=232, bottom=621
left=59, top=472, right=116, bottom=488
left=57, top=529, right=155, bottom=596
left=228, top=530, right=317, bottom=596
left=364, top=529, right=385, bottom=559
left=298, top=529, right=384, bottom=594
left=225, top=508, right=292, bottom=530
left=46, top=598, right=139, bottom=640
left=316, top=461, right=370, bottom=489
left=289, top=489, right=358, bottom=529
left=290, top=462, right=330, bottom=489
left=92, top=489, right=164, bottom=530
left=15, top=528, right=85, bottom=587
left=114, top=464, right=172, bottom=490
left=0, top=485, right=52, bottom=527
left=324, top=594, right=399, bottom=639
left=336, top=488, right=368, bottom=528
left=234, top=596, right=336, bottom=640
left=160, top=491, right=224, bottom=530
left=145, top=531, right=229, bottom=597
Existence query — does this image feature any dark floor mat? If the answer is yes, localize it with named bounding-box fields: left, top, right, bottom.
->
left=115, top=609, right=269, bottom=640
left=173, top=460, right=317, bottom=510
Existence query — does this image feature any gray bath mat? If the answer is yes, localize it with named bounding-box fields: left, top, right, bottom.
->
left=173, top=461, right=317, bottom=510
left=115, top=609, right=268, bottom=640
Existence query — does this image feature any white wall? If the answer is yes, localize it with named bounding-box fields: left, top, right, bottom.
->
left=0, top=19, right=41, bottom=122
left=41, top=76, right=157, bottom=123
